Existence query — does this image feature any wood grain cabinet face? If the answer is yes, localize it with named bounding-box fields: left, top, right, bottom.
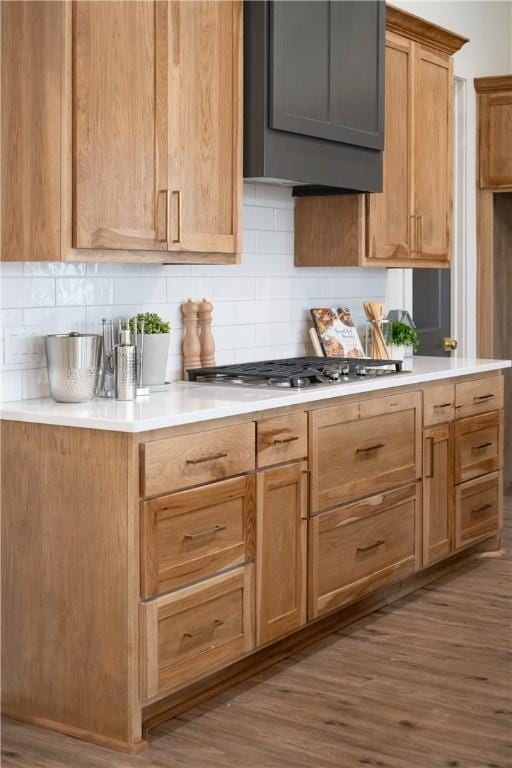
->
left=141, top=475, right=256, bottom=598
left=310, top=392, right=421, bottom=513
left=479, top=90, right=512, bottom=189
left=455, top=375, right=504, bottom=419
left=455, top=471, right=502, bottom=549
left=73, top=1, right=168, bottom=250
left=256, top=462, right=308, bottom=646
left=256, top=412, right=307, bottom=468
left=413, top=46, right=452, bottom=263
left=423, top=424, right=453, bottom=566
left=140, top=422, right=255, bottom=498
left=140, top=565, right=254, bottom=701
left=309, top=484, right=421, bottom=619
left=423, top=384, right=455, bottom=427
left=1, top=1, right=63, bottom=261
left=73, top=0, right=242, bottom=255
left=455, top=411, right=502, bottom=484
left=366, top=32, right=414, bottom=262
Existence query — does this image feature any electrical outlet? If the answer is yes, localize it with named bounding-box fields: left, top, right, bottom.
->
left=4, top=326, right=44, bottom=366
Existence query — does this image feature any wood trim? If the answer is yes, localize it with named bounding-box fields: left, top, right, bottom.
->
left=474, top=75, right=512, bottom=94
left=142, top=530, right=501, bottom=734
left=386, top=5, right=468, bottom=55
left=476, top=189, right=495, bottom=356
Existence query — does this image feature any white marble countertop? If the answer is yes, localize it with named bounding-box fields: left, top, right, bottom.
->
left=1, top=357, right=510, bottom=433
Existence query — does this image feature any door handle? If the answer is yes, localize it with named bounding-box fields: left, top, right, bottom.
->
left=425, top=437, right=434, bottom=478
left=171, top=190, right=181, bottom=244
left=416, top=215, right=423, bottom=254
left=443, top=338, right=458, bottom=352
left=184, top=524, right=226, bottom=541
left=357, top=540, right=385, bottom=553
left=186, top=451, right=228, bottom=464
left=183, top=619, right=224, bottom=640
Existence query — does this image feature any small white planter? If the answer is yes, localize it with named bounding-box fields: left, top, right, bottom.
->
left=140, top=333, right=170, bottom=386
left=389, top=344, right=406, bottom=362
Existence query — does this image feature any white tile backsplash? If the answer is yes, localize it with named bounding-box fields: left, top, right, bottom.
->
left=0, top=184, right=388, bottom=402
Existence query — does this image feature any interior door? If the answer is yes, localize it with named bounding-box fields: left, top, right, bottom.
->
left=414, top=46, right=452, bottom=262
left=167, top=0, right=242, bottom=254
left=366, top=31, right=413, bottom=261
left=413, top=269, right=451, bottom=356
left=73, top=1, right=168, bottom=250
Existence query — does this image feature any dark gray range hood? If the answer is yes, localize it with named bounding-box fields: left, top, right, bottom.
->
left=244, top=0, right=385, bottom=193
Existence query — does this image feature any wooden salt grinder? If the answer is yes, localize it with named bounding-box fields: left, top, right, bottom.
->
left=198, top=298, right=216, bottom=367
left=181, top=299, right=201, bottom=378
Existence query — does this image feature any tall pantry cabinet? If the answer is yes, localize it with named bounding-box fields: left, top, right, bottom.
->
left=1, top=0, right=242, bottom=263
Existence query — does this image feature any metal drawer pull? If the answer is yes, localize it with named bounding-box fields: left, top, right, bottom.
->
left=356, top=443, right=385, bottom=454
left=357, top=539, right=385, bottom=553
left=186, top=451, right=228, bottom=464
left=172, top=190, right=181, bottom=243
left=471, top=503, right=492, bottom=515
left=472, top=442, right=493, bottom=451
left=184, top=524, right=226, bottom=542
left=273, top=435, right=300, bottom=444
left=434, top=402, right=452, bottom=409
left=473, top=393, right=494, bottom=401
left=183, top=619, right=224, bottom=639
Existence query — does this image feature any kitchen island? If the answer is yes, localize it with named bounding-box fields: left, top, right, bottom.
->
left=1, top=357, right=509, bottom=752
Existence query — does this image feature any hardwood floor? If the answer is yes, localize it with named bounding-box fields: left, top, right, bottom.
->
left=2, top=498, right=511, bottom=768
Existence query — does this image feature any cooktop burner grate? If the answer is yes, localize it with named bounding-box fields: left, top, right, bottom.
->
left=187, top=356, right=403, bottom=388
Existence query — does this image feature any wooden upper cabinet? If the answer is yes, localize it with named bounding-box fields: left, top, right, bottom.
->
left=294, top=6, right=467, bottom=269
left=366, top=31, right=413, bottom=261
left=1, top=1, right=64, bottom=261
left=73, top=1, right=168, bottom=251
left=72, top=0, right=242, bottom=258
left=413, top=46, right=452, bottom=263
left=167, top=0, right=242, bottom=254
left=475, top=76, right=512, bottom=190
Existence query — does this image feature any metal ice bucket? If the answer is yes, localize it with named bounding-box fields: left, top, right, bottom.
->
left=45, top=333, right=102, bottom=403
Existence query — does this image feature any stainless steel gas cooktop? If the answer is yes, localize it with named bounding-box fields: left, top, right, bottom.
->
left=187, top=356, right=404, bottom=389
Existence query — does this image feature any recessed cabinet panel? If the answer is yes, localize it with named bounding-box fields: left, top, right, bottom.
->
left=270, top=0, right=384, bottom=149
left=423, top=424, right=453, bottom=566
left=479, top=89, right=512, bottom=189
left=413, top=47, right=452, bottom=263
left=73, top=1, right=168, bottom=250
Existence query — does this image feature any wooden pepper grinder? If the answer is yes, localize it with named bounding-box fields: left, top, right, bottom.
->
left=198, top=298, right=216, bottom=367
left=181, top=299, right=201, bottom=379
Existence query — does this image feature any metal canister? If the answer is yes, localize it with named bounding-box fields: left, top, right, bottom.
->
left=114, top=327, right=137, bottom=401
left=45, top=332, right=102, bottom=403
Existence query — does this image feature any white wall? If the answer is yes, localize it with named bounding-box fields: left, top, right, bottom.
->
left=389, top=0, right=512, bottom=357
left=0, top=184, right=388, bottom=402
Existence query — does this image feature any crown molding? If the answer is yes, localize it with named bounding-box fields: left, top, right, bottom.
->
left=386, top=5, right=468, bottom=56
left=474, top=75, right=512, bottom=94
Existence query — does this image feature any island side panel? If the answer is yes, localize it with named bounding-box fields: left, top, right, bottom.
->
left=1, top=420, right=143, bottom=751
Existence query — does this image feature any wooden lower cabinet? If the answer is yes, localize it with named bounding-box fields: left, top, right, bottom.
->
left=256, top=462, right=308, bottom=645
left=308, top=484, right=421, bottom=619
left=310, top=392, right=421, bottom=512
left=140, top=565, right=254, bottom=701
left=140, top=475, right=256, bottom=598
left=455, top=411, right=502, bottom=484
left=423, top=383, right=455, bottom=427
left=423, top=424, right=453, bottom=566
left=455, top=472, right=502, bottom=549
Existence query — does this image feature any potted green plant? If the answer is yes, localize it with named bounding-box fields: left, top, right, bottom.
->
left=130, top=312, right=171, bottom=386
left=389, top=321, right=419, bottom=361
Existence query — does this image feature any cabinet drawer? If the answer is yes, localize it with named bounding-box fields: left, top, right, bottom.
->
left=423, top=384, right=455, bottom=426
left=455, top=375, right=503, bottom=419
left=309, top=484, right=420, bottom=618
left=256, top=412, right=307, bottom=468
left=141, top=476, right=256, bottom=598
left=455, top=472, right=502, bottom=549
left=310, top=392, right=421, bottom=512
left=141, top=423, right=255, bottom=497
left=455, top=411, right=502, bottom=484
left=140, top=565, right=254, bottom=701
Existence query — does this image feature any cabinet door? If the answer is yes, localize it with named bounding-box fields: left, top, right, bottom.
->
left=73, top=1, right=168, bottom=250
left=366, top=32, right=414, bottom=261
left=256, top=462, right=307, bottom=645
left=1, top=1, right=63, bottom=261
left=167, top=0, right=242, bottom=253
left=423, top=424, right=453, bottom=566
left=479, top=90, right=512, bottom=189
left=414, top=46, right=452, bottom=263
left=270, top=1, right=384, bottom=150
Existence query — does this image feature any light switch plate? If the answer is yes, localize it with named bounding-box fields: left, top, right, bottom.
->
left=4, top=326, right=44, bottom=366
